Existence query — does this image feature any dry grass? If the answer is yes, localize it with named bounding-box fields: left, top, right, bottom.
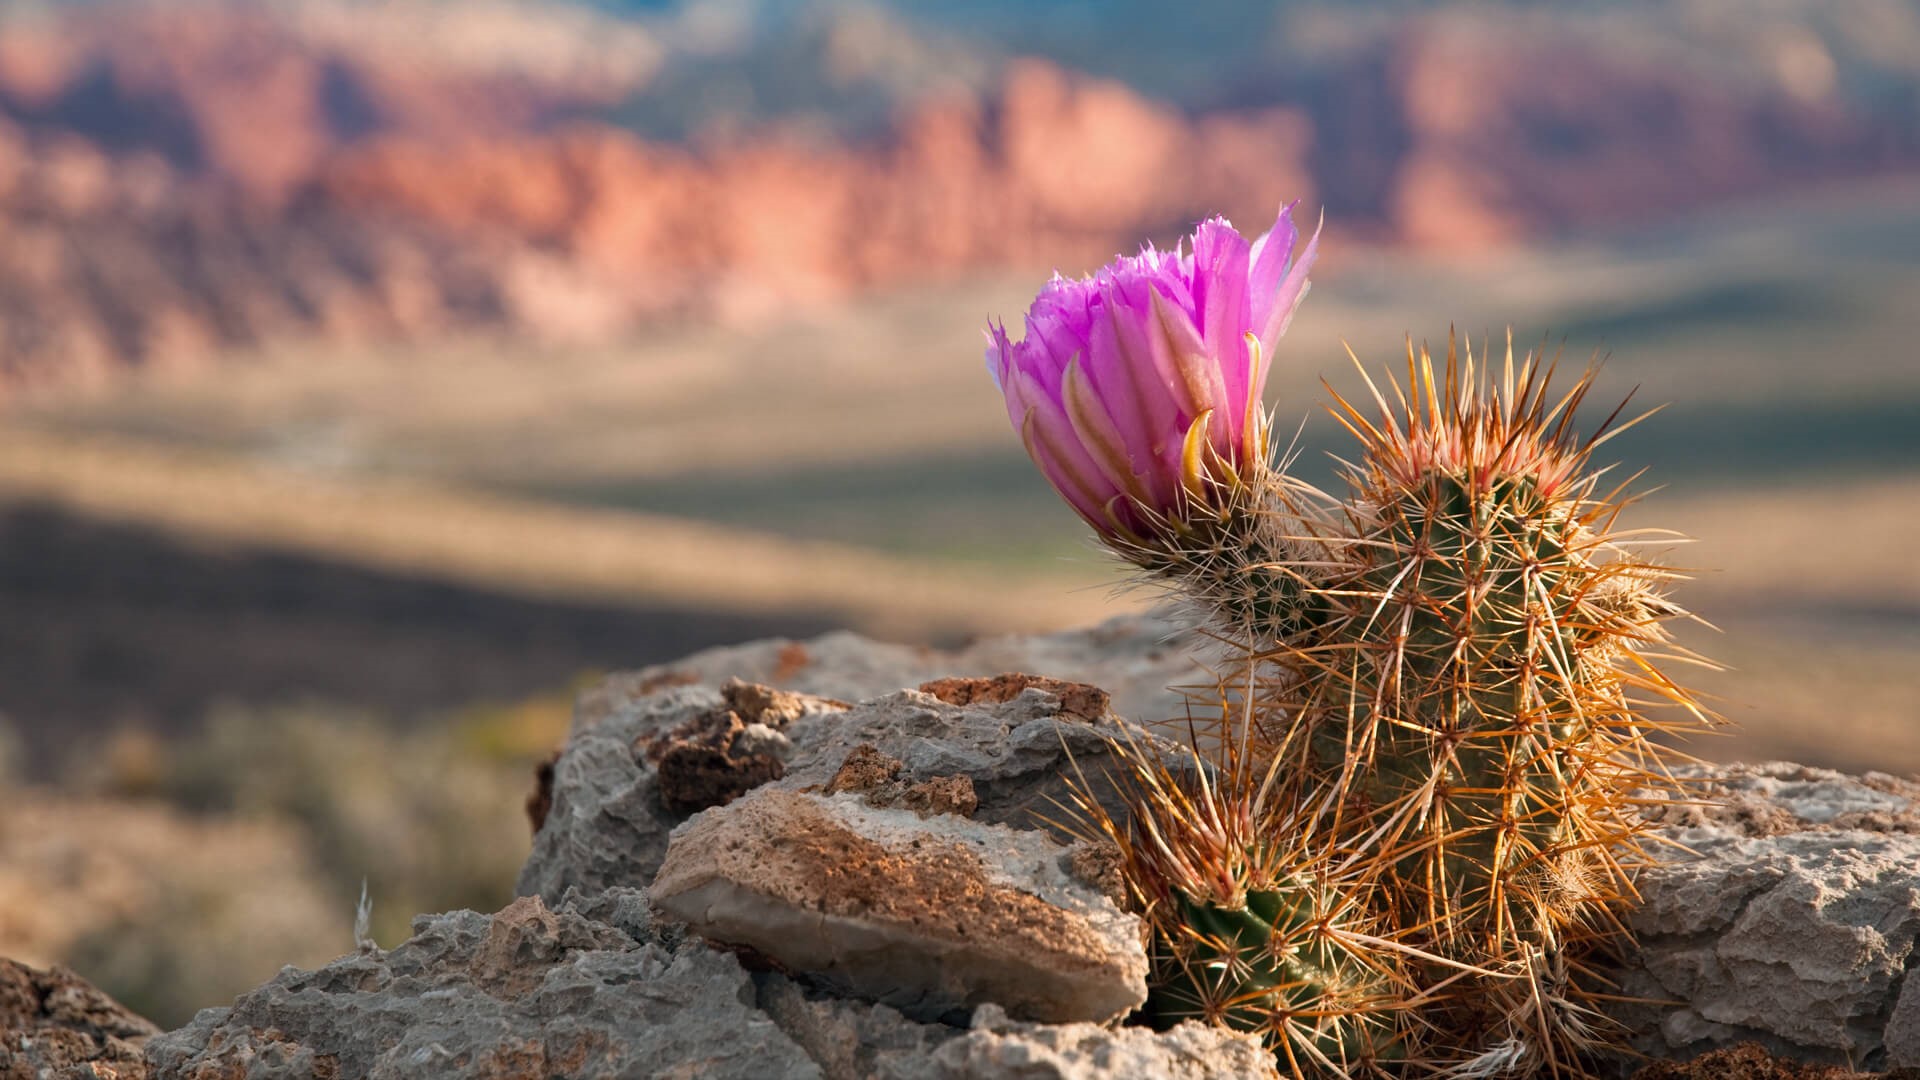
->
left=0, top=426, right=1131, bottom=641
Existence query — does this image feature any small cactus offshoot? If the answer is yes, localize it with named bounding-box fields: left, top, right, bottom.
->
left=988, top=211, right=1716, bottom=1078
left=1068, top=726, right=1416, bottom=1077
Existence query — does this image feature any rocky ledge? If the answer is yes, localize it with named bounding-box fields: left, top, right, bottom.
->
left=12, top=613, right=1920, bottom=1079
left=0, top=957, right=159, bottom=1080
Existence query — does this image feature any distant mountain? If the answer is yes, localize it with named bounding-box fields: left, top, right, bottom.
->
left=0, top=0, right=1914, bottom=394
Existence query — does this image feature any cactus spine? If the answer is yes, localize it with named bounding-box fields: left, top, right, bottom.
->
left=1264, top=339, right=1708, bottom=1073
left=1071, top=731, right=1413, bottom=1077
left=1082, top=336, right=1713, bottom=1077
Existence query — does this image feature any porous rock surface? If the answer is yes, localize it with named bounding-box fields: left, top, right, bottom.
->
left=585, top=611, right=1202, bottom=742
left=1, top=957, right=158, bottom=1080
left=1620, top=762, right=1920, bottom=1072
left=145, top=888, right=1266, bottom=1080
left=651, top=786, right=1147, bottom=1024
left=518, top=651, right=1188, bottom=905
left=147, top=890, right=822, bottom=1080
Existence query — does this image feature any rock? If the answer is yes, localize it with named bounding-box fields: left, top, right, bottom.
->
left=1892, top=979, right=1920, bottom=1070
left=914, top=1005, right=1280, bottom=1080
left=826, top=745, right=980, bottom=819
left=522, top=619, right=1920, bottom=1075
left=144, top=884, right=1271, bottom=1080
left=642, top=678, right=836, bottom=815
left=513, top=683, right=719, bottom=909
left=1618, top=763, right=1920, bottom=1071
left=917, top=674, right=1110, bottom=723
left=0, top=957, right=158, bottom=1080
left=750, top=974, right=1275, bottom=1080
left=1627, top=1041, right=1898, bottom=1079
left=146, top=891, right=823, bottom=1080
left=650, top=786, right=1147, bottom=1025
left=519, top=653, right=1179, bottom=904
left=607, top=612, right=1203, bottom=734
left=752, top=972, right=959, bottom=1079
left=139, top=612, right=1920, bottom=1078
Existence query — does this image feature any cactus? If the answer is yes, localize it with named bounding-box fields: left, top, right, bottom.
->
left=984, top=207, right=1713, bottom=1076
left=1069, top=728, right=1415, bottom=1077
left=1175, top=338, right=1712, bottom=1074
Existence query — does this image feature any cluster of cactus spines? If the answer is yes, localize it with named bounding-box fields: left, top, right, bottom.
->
left=1277, top=344, right=1703, bottom=960
left=1068, top=726, right=1416, bottom=1077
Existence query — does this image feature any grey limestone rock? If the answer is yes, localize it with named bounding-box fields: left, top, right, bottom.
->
left=752, top=972, right=960, bottom=1079
left=515, top=684, right=715, bottom=909
left=587, top=610, right=1205, bottom=740
left=747, top=979, right=1277, bottom=1080
left=146, top=890, right=822, bottom=1080
left=910, top=1005, right=1280, bottom=1080
left=150, top=619, right=1920, bottom=1079
left=141, top=885, right=1278, bottom=1080
left=519, top=671, right=1177, bottom=906
left=1617, top=761, right=1920, bottom=1071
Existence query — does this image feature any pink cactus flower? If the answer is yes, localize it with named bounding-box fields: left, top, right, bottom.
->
left=986, top=204, right=1318, bottom=541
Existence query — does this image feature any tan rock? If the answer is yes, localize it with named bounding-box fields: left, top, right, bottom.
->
left=650, top=786, right=1147, bottom=1025
left=0, top=957, right=158, bottom=1080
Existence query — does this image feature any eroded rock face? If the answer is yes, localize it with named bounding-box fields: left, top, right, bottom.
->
left=651, top=787, right=1147, bottom=1024
left=146, top=891, right=820, bottom=1080
left=518, top=648, right=1180, bottom=905
left=0, top=957, right=158, bottom=1080
left=1619, top=763, right=1920, bottom=1071
left=641, top=678, right=835, bottom=815
left=144, top=888, right=1255, bottom=1080
left=521, top=611, right=1204, bottom=908
left=524, top=619, right=1920, bottom=1073
left=588, top=611, right=1203, bottom=737
left=920, top=1005, right=1279, bottom=1080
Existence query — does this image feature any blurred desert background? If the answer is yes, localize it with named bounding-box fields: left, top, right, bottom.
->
left=0, top=0, right=1916, bottom=1030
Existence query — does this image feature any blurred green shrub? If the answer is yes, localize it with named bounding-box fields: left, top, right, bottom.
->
left=35, top=684, right=581, bottom=1024
left=146, top=701, right=542, bottom=944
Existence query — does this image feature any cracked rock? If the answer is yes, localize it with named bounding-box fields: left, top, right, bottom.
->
left=591, top=611, right=1204, bottom=737
left=519, top=671, right=1177, bottom=905
left=142, top=884, right=1272, bottom=1080
left=1, top=957, right=158, bottom=1080
left=913, top=1004, right=1281, bottom=1080
left=650, top=786, right=1148, bottom=1025
left=1617, top=763, right=1920, bottom=1071
left=145, top=891, right=819, bottom=1080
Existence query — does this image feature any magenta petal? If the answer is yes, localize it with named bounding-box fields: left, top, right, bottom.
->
left=1254, top=217, right=1320, bottom=395
left=1189, top=217, right=1253, bottom=448
left=1088, top=298, right=1189, bottom=508
left=1248, top=203, right=1300, bottom=335
left=1011, top=369, right=1118, bottom=525
left=984, top=321, right=1014, bottom=391
left=1061, top=354, right=1155, bottom=505
left=1191, top=217, right=1253, bottom=349
left=1148, top=285, right=1226, bottom=426
left=1100, top=291, right=1184, bottom=480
